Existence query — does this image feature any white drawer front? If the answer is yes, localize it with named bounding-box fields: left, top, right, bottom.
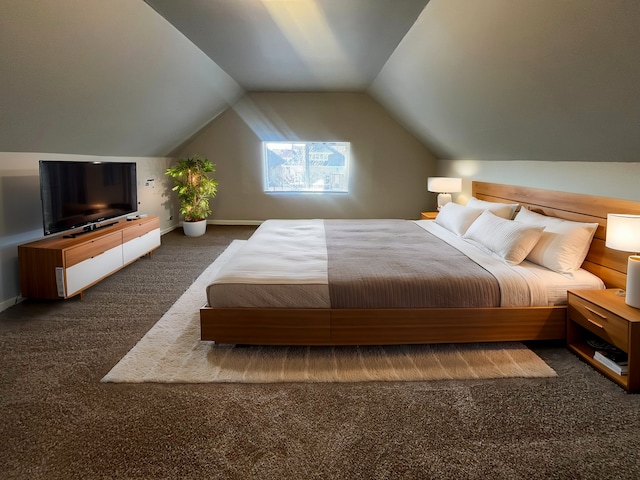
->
left=65, top=245, right=123, bottom=296
left=123, top=228, right=160, bottom=264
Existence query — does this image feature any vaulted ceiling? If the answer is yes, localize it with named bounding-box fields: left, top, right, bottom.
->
left=1, top=0, right=639, bottom=161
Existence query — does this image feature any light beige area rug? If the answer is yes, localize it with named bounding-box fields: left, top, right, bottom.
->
left=102, top=240, right=557, bottom=384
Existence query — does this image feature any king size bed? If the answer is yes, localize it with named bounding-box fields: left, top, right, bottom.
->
left=200, top=182, right=638, bottom=345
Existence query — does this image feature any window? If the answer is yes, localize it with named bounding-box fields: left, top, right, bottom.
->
left=264, top=141, right=350, bottom=193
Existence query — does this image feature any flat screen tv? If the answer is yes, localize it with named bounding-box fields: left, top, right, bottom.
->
left=39, top=160, right=138, bottom=236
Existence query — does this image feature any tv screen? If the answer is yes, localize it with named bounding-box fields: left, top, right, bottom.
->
left=39, top=161, right=138, bottom=236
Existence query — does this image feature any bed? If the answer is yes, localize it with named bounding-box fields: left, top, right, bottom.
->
left=200, top=182, right=639, bottom=345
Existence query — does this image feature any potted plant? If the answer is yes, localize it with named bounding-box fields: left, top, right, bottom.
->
left=165, top=154, right=218, bottom=237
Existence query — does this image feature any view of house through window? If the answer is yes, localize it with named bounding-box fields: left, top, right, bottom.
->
left=264, top=141, right=350, bottom=193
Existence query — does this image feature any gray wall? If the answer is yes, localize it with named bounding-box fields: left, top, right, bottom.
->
left=439, top=160, right=640, bottom=206
left=177, top=92, right=439, bottom=222
left=0, top=153, right=174, bottom=312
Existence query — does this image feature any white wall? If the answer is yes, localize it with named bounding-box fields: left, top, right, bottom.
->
left=0, top=153, right=174, bottom=311
left=178, top=92, right=438, bottom=222
left=439, top=160, right=640, bottom=206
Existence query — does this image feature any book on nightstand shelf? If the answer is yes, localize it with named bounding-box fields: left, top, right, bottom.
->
left=593, top=349, right=628, bottom=376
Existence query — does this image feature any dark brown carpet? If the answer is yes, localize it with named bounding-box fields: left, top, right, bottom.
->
left=1, top=225, right=640, bottom=479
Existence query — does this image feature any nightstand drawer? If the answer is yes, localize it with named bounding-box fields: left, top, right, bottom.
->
left=567, top=289, right=640, bottom=392
left=568, top=297, right=628, bottom=350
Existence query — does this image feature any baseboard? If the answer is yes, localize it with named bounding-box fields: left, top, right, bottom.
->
left=207, top=220, right=264, bottom=226
left=166, top=220, right=262, bottom=228
left=0, top=295, right=24, bottom=313
left=160, top=225, right=179, bottom=235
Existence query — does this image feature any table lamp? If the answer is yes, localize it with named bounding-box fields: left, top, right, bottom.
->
left=605, top=213, right=640, bottom=308
left=427, top=177, right=462, bottom=210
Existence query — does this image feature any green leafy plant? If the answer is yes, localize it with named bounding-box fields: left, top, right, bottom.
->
left=165, top=154, right=218, bottom=222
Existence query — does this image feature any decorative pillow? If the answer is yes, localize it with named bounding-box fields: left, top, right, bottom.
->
left=434, top=202, right=483, bottom=236
left=466, top=197, right=519, bottom=220
left=514, top=208, right=599, bottom=274
left=463, top=210, right=544, bottom=265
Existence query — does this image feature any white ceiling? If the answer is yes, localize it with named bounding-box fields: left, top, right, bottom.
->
left=145, top=0, right=430, bottom=91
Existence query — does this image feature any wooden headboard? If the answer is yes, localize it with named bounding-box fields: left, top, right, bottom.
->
left=472, top=181, right=640, bottom=290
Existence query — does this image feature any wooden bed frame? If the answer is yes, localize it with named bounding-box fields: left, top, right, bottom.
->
left=200, top=182, right=640, bottom=345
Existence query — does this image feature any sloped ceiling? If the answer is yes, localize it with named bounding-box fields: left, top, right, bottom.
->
left=0, top=0, right=243, bottom=157
left=1, top=0, right=638, bottom=161
left=371, top=0, right=640, bottom=161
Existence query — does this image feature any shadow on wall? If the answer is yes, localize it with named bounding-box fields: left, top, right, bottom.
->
left=0, top=174, right=43, bottom=303
left=1, top=175, right=42, bottom=237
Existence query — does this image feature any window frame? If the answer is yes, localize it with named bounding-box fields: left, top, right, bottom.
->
left=263, top=141, right=350, bottom=194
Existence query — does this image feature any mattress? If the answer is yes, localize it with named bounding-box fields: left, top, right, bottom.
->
left=206, top=219, right=604, bottom=309
left=416, top=220, right=605, bottom=306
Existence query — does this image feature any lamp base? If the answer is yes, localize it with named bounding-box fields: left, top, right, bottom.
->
left=625, top=255, right=640, bottom=309
left=436, top=193, right=452, bottom=211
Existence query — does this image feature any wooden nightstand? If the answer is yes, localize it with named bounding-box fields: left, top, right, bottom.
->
left=420, top=211, right=438, bottom=220
left=567, top=289, right=640, bottom=392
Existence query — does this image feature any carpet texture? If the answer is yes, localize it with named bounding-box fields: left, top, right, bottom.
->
left=102, top=240, right=556, bottom=383
left=2, top=225, right=640, bottom=480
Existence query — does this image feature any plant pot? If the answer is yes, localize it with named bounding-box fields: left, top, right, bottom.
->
left=182, top=219, right=207, bottom=237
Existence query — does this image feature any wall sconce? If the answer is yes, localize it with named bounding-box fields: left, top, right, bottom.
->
left=427, top=177, right=462, bottom=210
left=606, top=213, right=640, bottom=308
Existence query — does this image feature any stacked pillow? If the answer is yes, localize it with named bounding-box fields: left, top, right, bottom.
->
left=432, top=198, right=598, bottom=272
left=434, top=202, right=483, bottom=236
left=466, top=197, right=519, bottom=220
left=513, top=208, right=598, bottom=274
left=463, top=210, right=544, bottom=265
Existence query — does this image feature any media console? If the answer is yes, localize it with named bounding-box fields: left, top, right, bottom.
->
left=18, top=216, right=161, bottom=300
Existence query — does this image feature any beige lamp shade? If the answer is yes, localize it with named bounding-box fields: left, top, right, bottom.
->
left=427, top=177, right=462, bottom=210
left=427, top=177, right=462, bottom=194
left=606, top=214, right=640, bottom=252
left=606, top=214, right=640, bottom=309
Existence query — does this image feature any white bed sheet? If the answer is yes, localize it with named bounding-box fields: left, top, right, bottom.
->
left=414, top=220, right=604, bottom=306
left=518, top=260, right=605, bottom=306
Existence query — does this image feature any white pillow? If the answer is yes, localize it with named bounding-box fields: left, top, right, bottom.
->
left=435, top=202, right=483, bottom=236
left=466, top=197, right=519, bottom=220
left=514, top=208, right=598, bottom=274
left=463, top=210, right=544, bottom=265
